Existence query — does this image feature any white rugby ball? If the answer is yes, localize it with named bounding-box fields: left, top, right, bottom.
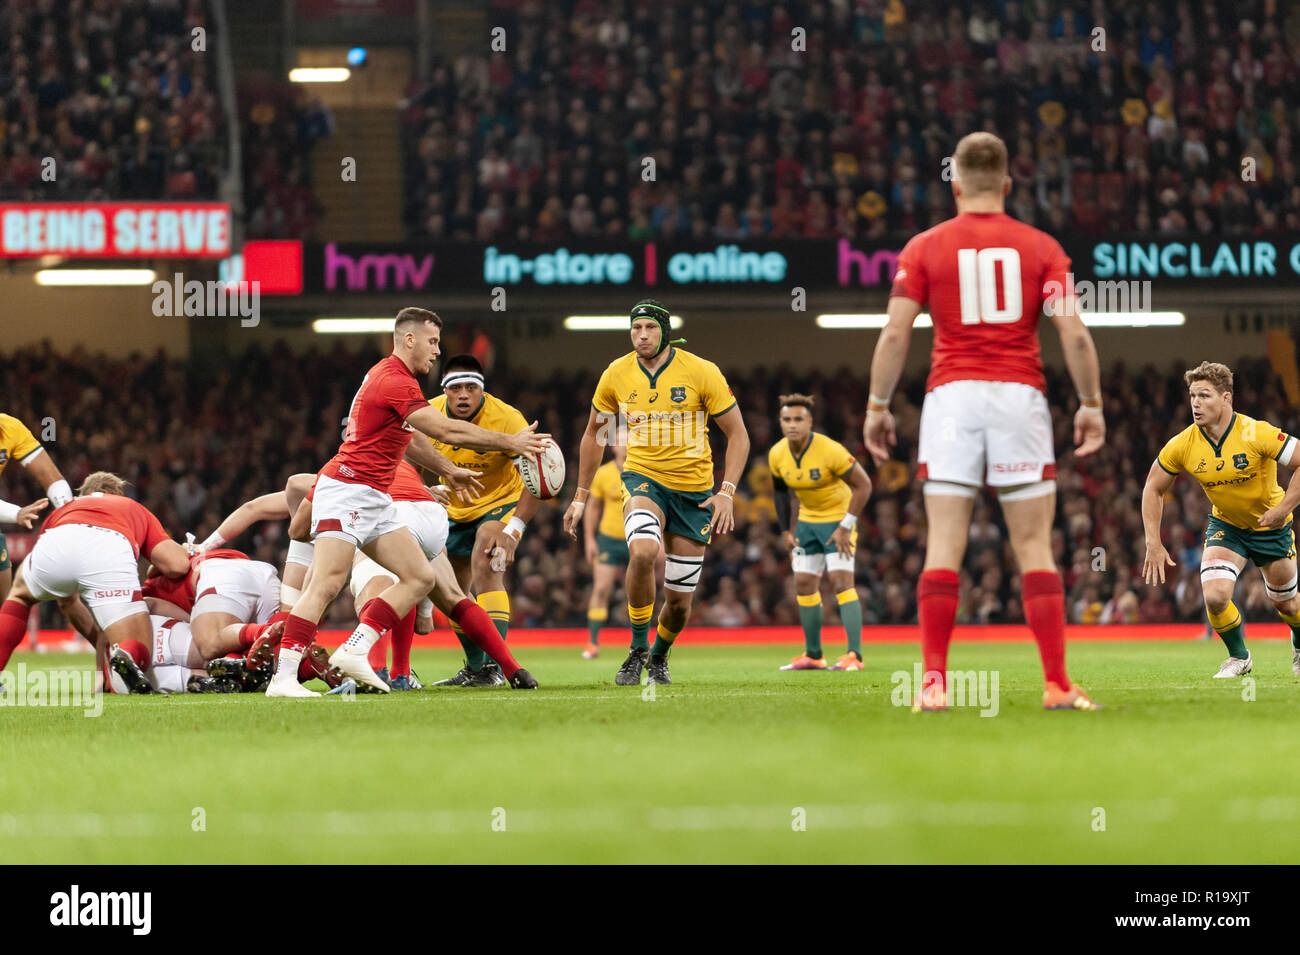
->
left=516, top=440, right=566, bottom=500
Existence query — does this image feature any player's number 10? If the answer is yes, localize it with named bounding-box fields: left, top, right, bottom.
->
left=957, top=247, right=1022, bottom=325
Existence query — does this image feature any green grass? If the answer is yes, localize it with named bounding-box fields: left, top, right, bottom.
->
left=2, top=640, right=1297, bottom=863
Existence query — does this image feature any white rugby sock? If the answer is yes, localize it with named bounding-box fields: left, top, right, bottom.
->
left=272, top=647, right=303, bottom=682
left=342, top=623, right=380, bottom=653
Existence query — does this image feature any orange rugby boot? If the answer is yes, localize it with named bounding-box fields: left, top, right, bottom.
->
left=1042, top=681, right=1101, bottom=710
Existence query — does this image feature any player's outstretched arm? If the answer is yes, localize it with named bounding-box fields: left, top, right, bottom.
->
left=198, top=491, right=289, bottom=553
left=864, top=295, right=921, bottom=464
left=22, top=447, right=73, bottom=508
left=404, top=436, right=484, bottom=503
left=1141, top=459, right=1177, bottom=586
left=1048, top=294, right=1105, bottom=457
left=0, top=497, right=48, bottom=529
left=564, top=409, right=606, bottom=539
left=703, top=406, right=750, bottom=536
left=406, top=404, right=550, bottom=456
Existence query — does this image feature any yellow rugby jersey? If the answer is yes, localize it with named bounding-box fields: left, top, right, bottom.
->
left=428, top=392, right=527, bottom=522
left=1157, top=412, right=1297, bottom=531
left=0, top=414, right=42, bottom=478
left=590, top=460, right=626, bottom=537
left=591, top=347, right=736, bottom=493
left=768, top=433, right=857, bottom=523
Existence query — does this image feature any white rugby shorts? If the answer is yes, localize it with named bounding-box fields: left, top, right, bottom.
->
left=23, top=524, right=147, bottom=629
left=348, top=500, right=448, bottom=600
left=917, top=380, right=1057, bottom=488
left=192, top=558, right=280, bottom=623
left=312, top=474, right=405, bottom=547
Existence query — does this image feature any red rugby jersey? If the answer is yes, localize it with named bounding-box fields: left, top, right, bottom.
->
left=319, top=354, right=430, bottom=490
left=890, top=212, right=1072, bottom=394
left=388, top=459, right=434, bottom=503
left=41, top=494, right=170, bottom=560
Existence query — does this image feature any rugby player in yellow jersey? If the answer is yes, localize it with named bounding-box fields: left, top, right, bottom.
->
left=564, top=299, right=751, bottom=686
left=581, top=445, right=629, bottom=659
left=425, top=355, right=542, bottom=687
left=768, top=394, right=873, bottom=671
left=1142, top=361, right=1300, bottom=677
left=1, top=413, right=74, bottom=601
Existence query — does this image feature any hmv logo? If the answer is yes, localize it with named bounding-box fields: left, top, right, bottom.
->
left=324, top=243, right=435, bottom=291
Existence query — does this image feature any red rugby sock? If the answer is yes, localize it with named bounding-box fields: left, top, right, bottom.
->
left=1023, top=570, right=1070, bottom=689
left=0, top=599, right=30, bottom=671
left=368, top=631, right=390, bottom=670
left=918, top=569, right=960, bottom=691
left=117, top=639, right=151, bottom=671
left=390, top=608, right=416, bottom=678
left=280, top=614, right=318, bottom=654
left=450, top=599, right=520, bottom=678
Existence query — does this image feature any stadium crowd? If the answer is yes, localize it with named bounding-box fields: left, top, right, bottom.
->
left=401, top=0, right=1300, bottom=240
left=0, top=0, right=223, bottom=201
left=3, top=341, right=1291, bottom=632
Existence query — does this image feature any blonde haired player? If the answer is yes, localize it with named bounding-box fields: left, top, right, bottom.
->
left=864, top=131, right=1105, bottom=711
left=769, top=394, right=872, bottom=671
left=1142, top=361, right=1300, bottom=677
left=0, top=412, right=74, bottom=601
left=564, top=299, right=750, bottom=686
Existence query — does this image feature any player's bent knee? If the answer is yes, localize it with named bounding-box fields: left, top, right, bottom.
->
left=628, top=539, right=659, bottom=567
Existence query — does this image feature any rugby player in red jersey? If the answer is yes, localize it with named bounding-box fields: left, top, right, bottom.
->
left=267, top=307, right=549, bottom=698
left=0, top=472, right=191, bottom=678
left=863, top=132, right=1107, bottom=712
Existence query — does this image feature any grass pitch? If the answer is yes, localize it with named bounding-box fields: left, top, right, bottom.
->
left=2, top=640, right=1297, bottom=864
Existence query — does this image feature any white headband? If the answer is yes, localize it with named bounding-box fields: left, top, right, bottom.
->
left=441, top=371, right=485, bottom=390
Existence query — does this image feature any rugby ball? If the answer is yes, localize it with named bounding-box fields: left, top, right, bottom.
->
left=516, top=440, right=566, bottom=500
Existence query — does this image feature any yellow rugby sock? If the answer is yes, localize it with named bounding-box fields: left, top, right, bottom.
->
left=651, top=619, right=681, bottom=658
left=477, top=590, right=510, bottom=640
left=1277, top=608, right=1300, bottom=649
left=629, top=602, right=653, bottom=651
left=1207, top=601, right=1248, bottom=658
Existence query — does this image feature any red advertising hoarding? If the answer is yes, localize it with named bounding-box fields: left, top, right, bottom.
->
left=0, top=202, right=232, bottom=259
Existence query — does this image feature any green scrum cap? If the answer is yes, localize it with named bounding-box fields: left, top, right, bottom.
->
left=629, top=299, right=686, bottom=356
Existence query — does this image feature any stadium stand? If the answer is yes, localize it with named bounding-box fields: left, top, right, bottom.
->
left=0, top=0, right=224, bottom=201
left=399, top=0, right=1300, bottom=240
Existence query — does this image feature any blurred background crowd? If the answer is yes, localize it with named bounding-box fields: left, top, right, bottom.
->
left=3, top=341, right=1291, bottom=631
left=400, top=0, right=1300, bottom=241
left=0, top=0, right=222, bottom=201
